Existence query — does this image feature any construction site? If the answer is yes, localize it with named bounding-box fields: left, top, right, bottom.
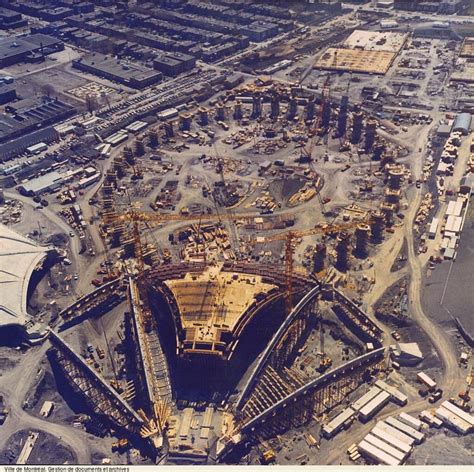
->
left=0, top=0, right=473, bottom=467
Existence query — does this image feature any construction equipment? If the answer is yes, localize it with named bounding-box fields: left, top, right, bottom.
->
left=213, top=142, right=226, bottom=188
left=112, top=438, right=129, bottom=452
left=299, top=75, right=331, bottom=164
left=316, top=318, right=332, bottom=372
left=458, top=366, right=473, bottom=410
left=261, top=448, right=276, bottom=464
left=251, top=219, right=371, bottom=315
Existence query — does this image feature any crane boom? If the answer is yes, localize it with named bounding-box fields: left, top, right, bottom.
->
left=103, top=208, right=266, bottom=227
left=251, top=218, right=370, bottom=314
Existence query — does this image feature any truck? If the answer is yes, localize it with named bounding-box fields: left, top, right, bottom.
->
left=91, top=279, right=103, bottom=287
left=261, top=449, right=276, bottom=464
left=112, top=439, right=129, bottom=452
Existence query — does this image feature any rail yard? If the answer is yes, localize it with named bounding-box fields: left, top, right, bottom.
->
left=0, top=0, right=473, bottom=467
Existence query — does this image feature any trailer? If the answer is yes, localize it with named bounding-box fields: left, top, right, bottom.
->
left=363, top=433, right=407, bottom=462
left=441, top=401, right=474, bottom=428
left=384, top=416, right=425, bottom=444
left=27, top=142, right=47, bottom=155
left=435, top=407, right=472, bottom=434
left=105, top=131, right=128, bottom=146
left=375, top=379, right=408, bottom=406
left=399, top=412, right=422, bottom=431
left=376, top=421, right=415, bottom=446
left=352, top=386, right=381, bottom=412
left=322, top=407, right=355, bottom=438
left=417, top=372, right=437, bottom=390
left=358, top=440, right=401, bottom=466
left=100, top=143, right=112, bottom=158
left=359, top=391, right=390, bottom=422
left=371, top=426, right=412, bottom=454
left=428, top=217, right=439, bottom=239
left=419, top=410, right=443, bottom=428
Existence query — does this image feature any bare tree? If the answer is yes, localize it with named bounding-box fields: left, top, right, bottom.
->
left=85, top=94, right=98, bottom=115
left=42, top=84, right=56, bottom=98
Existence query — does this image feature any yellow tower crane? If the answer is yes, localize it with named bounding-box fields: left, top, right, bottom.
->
left=250, top=219, right=371, bottom=316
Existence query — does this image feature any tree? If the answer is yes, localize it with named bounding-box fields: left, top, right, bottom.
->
left=85, top=94, right=98, bottom=115
left=42, top=84, right=55, bottom=98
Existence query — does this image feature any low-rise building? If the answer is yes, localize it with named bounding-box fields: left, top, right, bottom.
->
left=153, top=52, right=196, bottom=76
left=72, top=54, right=163, bottom=89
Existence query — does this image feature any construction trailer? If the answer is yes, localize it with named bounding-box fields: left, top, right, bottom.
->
left=440, top=401, right=474, bottom=428
left=398, top=412, right=422, bottom=431
left=384, top=416, right=425, bottom=444
left=375, top=379, right=408, bottom=406
left=352, top=386, right=382, bottom=411
left=363, top=433, right=407, bottom=462
left=370, top=425, right=413, bottom=454
left=359, top=391, right=391, bottom=422
left=358, top=440, right=401, bottom=466
left=419, top=410, right=443, bottom=428
left=376, top=421, right=415, bottom=446
left=417, top=372, right=437, bottom=391
left=322, top=407, right=355, bottom=438
left=434, top=407, right=472, bottom=434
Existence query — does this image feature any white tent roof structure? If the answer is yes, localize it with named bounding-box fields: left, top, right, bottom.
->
left=0, top=224, right=53, bottom=329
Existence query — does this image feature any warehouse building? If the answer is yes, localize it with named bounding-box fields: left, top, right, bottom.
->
left=241, top=21, right=279, bottom=42
left=0, top=8, right=27, bottom=29
left=393, top=0, right=466, bottom=13
left=72, top=54, right=163, bottom=89
left=153, top=52, right=196, bottom=77
left=17, top=170, right=65, bottom=196
left=0, top=81, right=16, bottom=104
left=452, top=113, right=472, bottom=135
left=0, top=98, right=75, bottom=144
left=0, top=33, right=64, bottom=67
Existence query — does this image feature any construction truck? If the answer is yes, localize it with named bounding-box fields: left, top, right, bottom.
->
left=317, top=356, right=332, bottom=373
left=261, top=449, right=276, bottom=464
left=112, top=438, right=129, bottom=452
left=457, top=367, right=472, bottom=410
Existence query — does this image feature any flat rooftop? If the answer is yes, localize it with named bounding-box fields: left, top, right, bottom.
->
left=343, top=30, right=408, bottom=53
left=0, top=33, right=61, bottom=59
left=314, top=48, right=397, bottom=74
left=74, top=54, right=161, bottom=83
